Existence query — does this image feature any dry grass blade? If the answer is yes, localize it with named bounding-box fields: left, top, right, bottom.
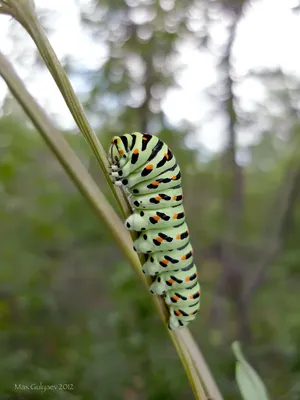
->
left=0, top=51, right=135, bottom=265
left=0, top=51, right=214, bottom=400
left=4, top=0, right=131, bottom=219
left=0, top=3, right=224, bottom=398
left=179, top=330, right=224, bottom=400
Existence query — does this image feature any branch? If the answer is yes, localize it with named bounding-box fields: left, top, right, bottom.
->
left=244, top=159, right=300, bottom=300
left=216, top=13, right=244, bottom=288
left=244, top=70, right=300, bottom=299
left=210, top=3, right=251, bottom=341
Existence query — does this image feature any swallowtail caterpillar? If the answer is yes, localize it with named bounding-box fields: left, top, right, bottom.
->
left=108, top=132, right=200, bottom=330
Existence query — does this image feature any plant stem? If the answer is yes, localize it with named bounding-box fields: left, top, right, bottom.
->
left=0, top=51, right=216, bottom=400
left=0, top=51, right=133, bottom=266
left=0, top=3, right=225, bottom=396
left=9, top=0, right=131, bottom=219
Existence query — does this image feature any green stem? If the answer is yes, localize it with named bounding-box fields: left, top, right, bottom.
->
left=0, top=51, right=134, bottom=267
left=0, top=3, right=225, bottom=397
left=0, top=51, right=212, bottom=400
left=9, top=0, right=131, bottom=219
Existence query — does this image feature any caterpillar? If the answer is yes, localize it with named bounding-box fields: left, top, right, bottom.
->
left=108, top=132, right=200, bottom=330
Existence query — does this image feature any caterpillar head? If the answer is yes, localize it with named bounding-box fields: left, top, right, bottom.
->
left=109, top=136, right=128, bottom=167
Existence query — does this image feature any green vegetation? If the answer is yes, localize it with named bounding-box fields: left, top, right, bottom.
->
left=1, top=0, right=300, bottom=399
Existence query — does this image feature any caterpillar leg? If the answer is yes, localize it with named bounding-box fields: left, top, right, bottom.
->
left=168, top=315, right=192, bottom=330
left=168, top=315, right=181, bottom=330
left=149, top=277, right=166, bottom=295
left=110, top=171, right=120, bottom=178
left=142, top=243, right=193, bottom=276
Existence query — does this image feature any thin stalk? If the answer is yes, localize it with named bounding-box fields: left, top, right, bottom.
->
left=0, top=2, right=224, bottom=398
left=0, top=51, right=216, bottom=400
left=5, top=0, right=131, bottom=219
left=0, top=51, right=134, bottom=267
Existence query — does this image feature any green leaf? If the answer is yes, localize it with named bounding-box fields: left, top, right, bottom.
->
left=232, top=341, right=270, bottom=400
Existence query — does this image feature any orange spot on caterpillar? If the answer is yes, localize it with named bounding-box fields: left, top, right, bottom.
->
left=173, top=196, right=177, bottom=200
left=168, top=279, right=175, bottom=285
left=155, top=196, right=162, bottom=201
left=172, top=213, right=178, bottom=219
left=152, top=181, right=159, bottom=186
left=119, top=149, right=124, bottom=155
left=155, top=237, right=164, bottom=243
left=181, top=255, right=186, bottom=260
left=133, top=148, right=139, bottom=154
left=145, top=164, right=153, bottom=170
left=164, top=152, right=169, bottom=160
left=153, top=216, right=161, bottom=221
left=185, top=276, right=191, bottom=281
left=173, top=295, right=180, bottom=301
left=175, top=310, right=182, bottom=316
left=176, top=234, right=181, bottom=240
left=172, top=175, right=177, bottom=180
left=160, top=259, right=169, bottom=265
left=142, top=137, right=148, bottom=140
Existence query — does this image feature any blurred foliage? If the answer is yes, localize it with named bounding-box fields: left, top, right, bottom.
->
left=1, top=0, right=300, bottom=399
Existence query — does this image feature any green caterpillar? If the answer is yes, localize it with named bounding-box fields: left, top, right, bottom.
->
left=108, top=132, right=200, bottom=330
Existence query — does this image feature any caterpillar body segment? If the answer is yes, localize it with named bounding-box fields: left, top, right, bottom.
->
left=128, top=166, right=182, bottom=196
left=108, top=132, right=200, bottom=330
left=168, top=302, right=200, bottom=330
left=121, top=149, right=177, bottom=188
left=128, top=185, right=184, bottom=210
left=168, top=295, right=200, bottom=330
left=125, top=204, right=185, bottom=232
left=149, top=264, right=198, bottom=295
left=142, top=242, right=194, bottom=276
left=109, top=133, right=160, bottom=174
left=169, top=302, right=200, bottom=321
left=164, top=283, right=201, bottom=306
left=132, top=222, right=190, bottom=253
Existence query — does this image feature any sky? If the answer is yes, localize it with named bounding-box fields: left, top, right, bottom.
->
left=0, top=0, right=300, bottom=153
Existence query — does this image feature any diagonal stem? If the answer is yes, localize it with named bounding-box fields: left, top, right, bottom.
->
left=8, top=0, right=131, bottom=219
left=0, top=3, right=224, bottom=398
left=0, top=49, right=219, bottom=400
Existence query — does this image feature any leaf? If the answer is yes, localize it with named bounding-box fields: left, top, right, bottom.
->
left=232, top=341, right=270, bottom=400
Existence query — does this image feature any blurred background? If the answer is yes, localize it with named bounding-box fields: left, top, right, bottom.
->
left=1, top=0, right=300, bottom=399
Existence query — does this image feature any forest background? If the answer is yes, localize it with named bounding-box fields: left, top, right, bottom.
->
left=1, top=0, right=300, bottom=399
